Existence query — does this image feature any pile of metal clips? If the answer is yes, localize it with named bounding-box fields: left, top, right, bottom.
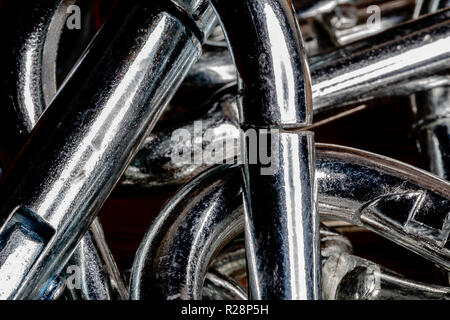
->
left=0, top=0, right=449, bottom=300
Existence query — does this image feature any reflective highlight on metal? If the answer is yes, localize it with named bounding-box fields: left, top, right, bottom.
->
left=0, top=0, right=70, bottom=168
left=0, top=0, right=126, bottom=300
left=195, top=227, right=450, bottom=300
left=410, top=4, right=450, bottom=181
left=0, top=0, right=215, bottom=299
left=242, top=131, right=320, bottom=299
left=130, top=144, right=450, bottom=299
left=0, top=0, right=449, bottom=301
left=409, top=1, right=450, bottom=285
left=175, top=8, right=450, bottom=119
left=209, top=0, right=319, bottom=300
left=203, top=271, right=248, bottom=300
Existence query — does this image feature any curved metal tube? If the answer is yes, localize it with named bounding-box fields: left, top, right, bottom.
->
left=0, top=0, right=127, bottom=300
left=209, top=0, right=319, bottom=300
left=324, top=252, right=450, bottom=300
left=0, top=0, right=216, bottom=299
left=203, top=271, right=248, bottom=300
left=118, top=8, right=450, bottom=195
left=0, top=0, right=71, bottom=168
left=210, top=0, right=312, bottom=127
left=130, top=143, right=450, bottom=299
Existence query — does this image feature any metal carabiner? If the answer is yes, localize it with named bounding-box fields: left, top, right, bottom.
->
left=0, top=0, right=128, bottom=300
left=129, top=143, right=450, bottom=299
left=0, top=0, right=216, bottom=299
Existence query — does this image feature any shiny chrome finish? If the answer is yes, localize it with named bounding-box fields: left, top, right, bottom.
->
left=203, top=271, right=248, bottom=300
left=73, top=8, right=450, bottom=194
left=130, top=144, right=450, bottom=299
left=302, top=7, right=450, bottom=114
left=321, top=226, right=450, bottom=300
left=0, top=0, right=216, bottom=299
left=210, top=0, right=319, bottom=299
left=295, top=0, right=416, bottom=49
left=200, top=227, right=450, bottom=300
left=119, top=8, right=450, bottom=186
left=121, top=92, right=240, bottom=189
left=209, top=237, right=247, bottom=286
left=413, top=0, right=450, bottom=17
left=177, top=8, right=450, bottom=117
left=0, top=0, right=126, bottom=300
left=201, top=1, right=416, bottom=55
left=130, top=164, right=244, bottom=300
left=409, top=2, right=450, bottom=285
left=0, top=0, right=72, bottom=168
left=241, top=131, right=320, bottom=300
left=410, top=2, right=450, bottom=181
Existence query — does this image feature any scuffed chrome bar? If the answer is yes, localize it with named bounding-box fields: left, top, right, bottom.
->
left=0, top=0, right=127, bottom=300
left=129, top=144, right=450, bottom=299
left=0, top=0, right=216, bottom=299
left=209, top=0, right=320, bottom=300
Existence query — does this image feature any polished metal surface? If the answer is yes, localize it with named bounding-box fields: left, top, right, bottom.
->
left=198, top=227, right=450, bottom=300
left=241, top=131, right=320, bottom=300
left=0, top=0, right=127, bottom=300
left=210, top=0, right=312, bottom=128
left=174, top=8, right=450, bottom=120
left=409, top=2, right=450, bottom=285
left=0, top=0, right=70, bottom=168
left=0, top=0, right=449, bottom=301
left=130, top=143, right=450, bottom=299
left=0, top=0, right=215, bottom=299
left=119, top=10, right=450, bottom=186
left=210, top=0, right=320, bottom=300
left=410, top=1, right=450, bottom=181
left=203, top=271, right=248, bottom=300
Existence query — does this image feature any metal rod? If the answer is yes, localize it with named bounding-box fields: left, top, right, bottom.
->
left=0, top=0, right=127, bottom=300
left=0, top=0, right=216, bottom=299
left=209, top=0, right=320, bottom=299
